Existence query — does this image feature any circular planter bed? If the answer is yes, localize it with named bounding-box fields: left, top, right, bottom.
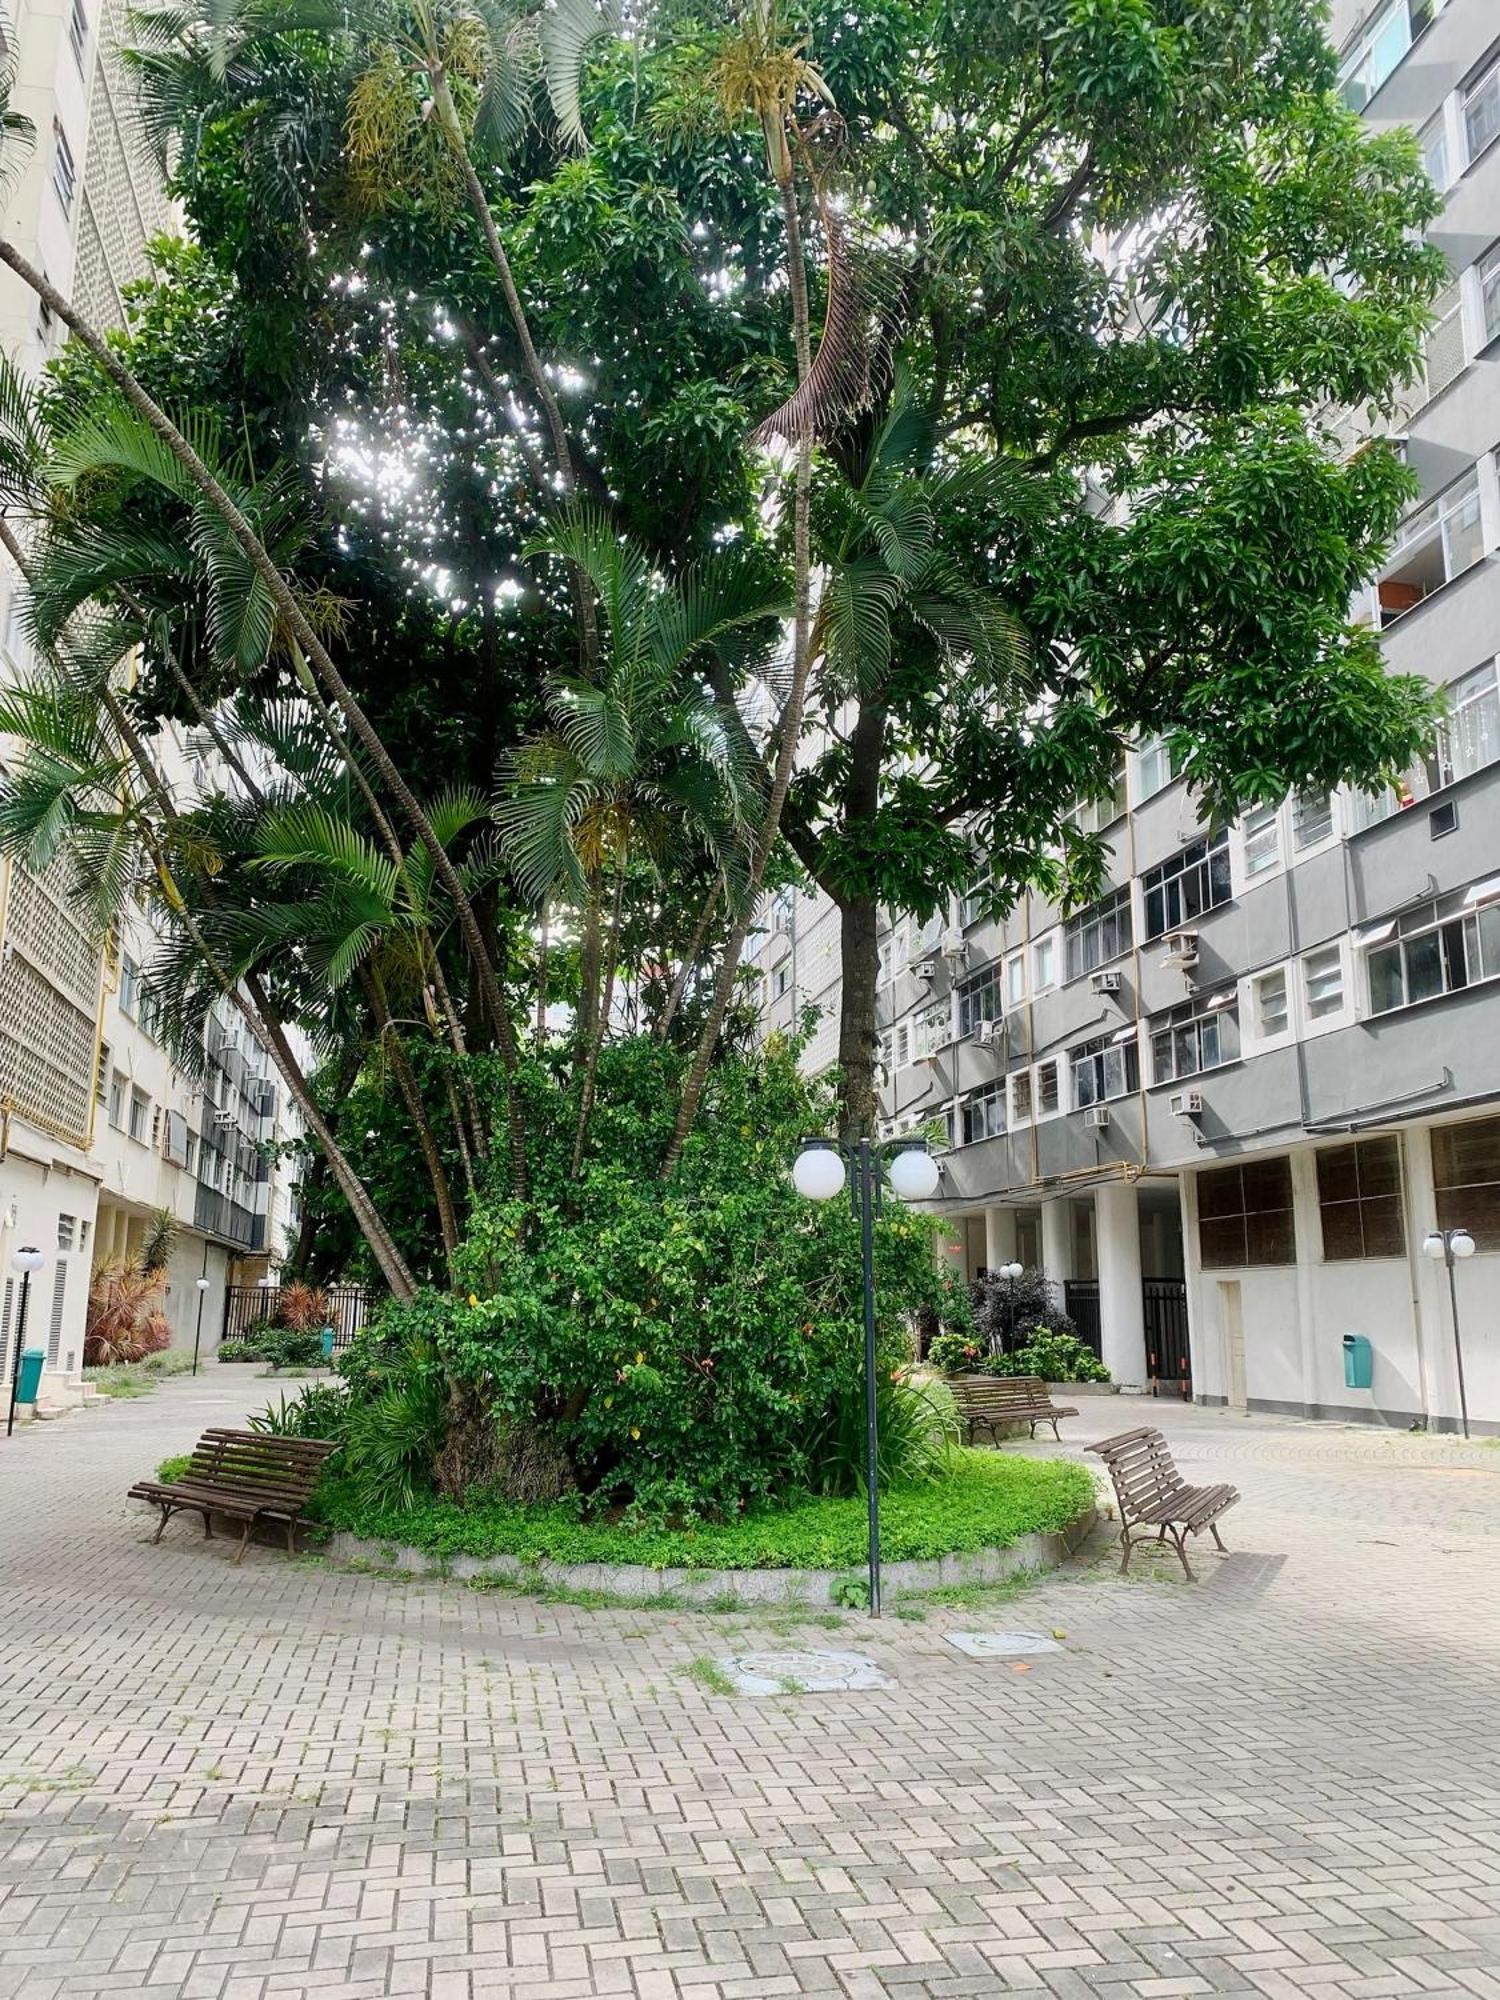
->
left=320, top=1450, right=1098, bottom=1606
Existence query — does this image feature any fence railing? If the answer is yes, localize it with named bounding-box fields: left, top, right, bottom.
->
left=221, top=1284, right=374, bottom=1352
left=1063, top=1279, right=1102, bottom=1358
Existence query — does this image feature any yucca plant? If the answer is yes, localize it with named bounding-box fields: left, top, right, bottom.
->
left=84, top=1264, right=172, bottom=1366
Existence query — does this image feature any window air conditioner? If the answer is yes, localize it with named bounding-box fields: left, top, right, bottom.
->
left=940, top=930, right=968, bottom=966
left=977, top=1018, right=1006, bottom=1047
left=1084, top=1105, right=1111, bottom=1129
left=213, top=1108, right=236, bottom=1126
left=1163, top=929, right=1199, bottom=966
left=1169, top=1089, right=1203, bottom=1119
left=1089, top=970, right=1123, bottom=996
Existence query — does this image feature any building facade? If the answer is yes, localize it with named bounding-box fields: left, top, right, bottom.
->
left=752, top=0, right=1500, bottom=1434
left=0, top=3, right=302, bottom=1406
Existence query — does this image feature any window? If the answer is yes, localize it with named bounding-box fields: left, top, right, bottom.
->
left=1292, top=790, right=1334, bottom=851
left=960, top=1082, right=1006, bottom=1146
left=1421, top=110, right=1453, bottom=194
left=1421, top=280, right=1465, bottom=403
left=128, top=1087, right=149, bottom=1143
left=1241, top=803, right=1281, bottom=879
left=1376, top=469, right=1484, bottom=627
left=1031, top=932, right=1057, bottom=990
left=96, top=1043, right=110, bottom=1103
left=1427, top=659, right=1500, bottom=790
left=1317, top=1138, right=1405, bottom=1259
left=57, top=1214, right=76, bottom=1252
left=956, top=964, right=1001, bottom=1037
left=1036, top=1059, right=1061, bottom=1115
left=1366, top=891, right=1500, bottom=1015
left=913, top=999, right=950, bottom=1058
left=1135, top=735, right=1181, bottom=803
left=1142, top=829, right=1231, bottom=940
left=1197, top=1156, right=1296, bottom=1267
left=1070, top=1032, right=1138, bottom=1108
left=1004, top=952, right=1026, bottom=1009
left=68, top=0, right=88, bottom=68
left=1480, top=244, right=1500, bottom=348
left=1252, top=968, right=1289, bottom=1038
left=1302, top=944, right=1346, bottom=1021
left=108, top=1070, right=126, bottom=1129
left=185, top=1131, right=199, bottom=1176
left=120, top=956, right=140, bottom=1018
left=79, top=1219, right=90, bottom=1252
left=1063, top=886, right=1132, bottom=981
left=894, top=1022, right=910, bottom=1067
left=1009, top=1069, right=1033, bottom=1123
left=1339, top=0, right=1443, bottom=113
left=1432, top=1115, right=1500, bottom=1248
left=1464, top=49, right=1500, bottom=166
left=960, top=860, right=994, bottom=928
left=1062, top=757, right=1128, bottom=838
left=1150, top=993, right=1236, bottom=1085
left=52, top=122, right=77, bottom=214
left=877, top=937, right=895, bottom=987
left=771, top=960, right=790, bottom=999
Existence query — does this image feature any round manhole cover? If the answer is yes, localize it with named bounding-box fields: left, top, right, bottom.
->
left=717, top=1649, right=891, bottom=1694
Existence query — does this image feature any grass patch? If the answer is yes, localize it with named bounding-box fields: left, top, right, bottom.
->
left=681, top=1658, right=736, bottom=1696
left=316, top=1449, right=1094, bottom=1573
left=156, top=1453, right=193, bottom=1483
left=86, top=1352, right=197, bottom=1399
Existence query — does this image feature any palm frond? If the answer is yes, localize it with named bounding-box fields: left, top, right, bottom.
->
left=535, top=0, right=618, bottom=148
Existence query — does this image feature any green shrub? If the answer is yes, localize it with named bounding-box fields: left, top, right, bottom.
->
left=315, top=1450, right=1095, bottom=1570
left=970, top=1267, right=1077, bottom=1351
left=927, top=1329, right=986, bottom=1374
left=216, top=1338, right=263, bottom=1363
left=249, top=1381, right=351, bottom=1441
left=801, top=1371, right=958, bottom=1494
left=993, top=1330, right=1110, bottom=1384
left=261, top=1327, right=325, bottom=1370
left=156, top=1453, right=192, bottom=1482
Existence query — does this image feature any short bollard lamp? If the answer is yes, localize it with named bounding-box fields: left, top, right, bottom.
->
left=792, top=1136, right=940, bottom=1616
left=1423, top=1227, right=1477, bottom=1438
left=7, top=1245, right=46, bottom=1438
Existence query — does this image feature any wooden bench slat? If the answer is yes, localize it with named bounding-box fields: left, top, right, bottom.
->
left=1087, top=1426, right=1238, bottom=1579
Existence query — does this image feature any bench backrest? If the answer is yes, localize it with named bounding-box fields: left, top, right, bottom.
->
left=181, top=1428, right=339, bottom=1509
left=1086, top=1426, right=1187, bottom=1522
left=949, top=1373, right=1054, bottom=1414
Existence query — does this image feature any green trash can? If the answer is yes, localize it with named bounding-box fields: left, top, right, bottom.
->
left=319, top=1327, right=335, bottom=1364
left=1342, top=1333, right=1373, bottom=1390
left=15, top=1350, right=44, bottom=1405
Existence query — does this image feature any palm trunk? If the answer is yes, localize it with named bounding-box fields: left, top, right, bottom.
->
left=836, top=700, right=887, bottom=1143
left=0, top=237, right=529, bottom=1206
left=655, top=876, right=721, bottom=1041
left=570, top=845, right=625, bottom=1178
left=363, top=965, right=460, bottom=1274
left=534, top=899, right=551, bottom=1047
left=662, top=170, right=816, bottom=1178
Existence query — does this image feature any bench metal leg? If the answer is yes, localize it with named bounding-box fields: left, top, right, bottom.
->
left=233, top=1519, right=255, bottom=1566
left=202, top=1511, right=213, bottom=1539
left=1166, top=1524, right=1195, bottom=1581
left=151, top=1503, right=178, bottom=1545
left=1118, top=1524, right=1135, bottom=1574
left=1047, top=1419, right=1061, bottom=1440
left=1209, top=1521, right=1228, bottom=1554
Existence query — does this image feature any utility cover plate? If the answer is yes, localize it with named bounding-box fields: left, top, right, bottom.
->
left=945, top=1630, right=1063, bottom=1660
left=716, top=1649, right=891, bottom=1695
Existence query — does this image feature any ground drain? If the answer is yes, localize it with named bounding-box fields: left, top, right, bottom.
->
left=716, top=1650, right=892, bottom=1694
left=944, top=1631, right=1063, bottom=1660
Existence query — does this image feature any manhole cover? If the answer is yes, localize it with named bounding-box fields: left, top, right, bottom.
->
left=945, top=1630, right=1063, bottom=1660
left=716, top=1649, right=891, bottom=1695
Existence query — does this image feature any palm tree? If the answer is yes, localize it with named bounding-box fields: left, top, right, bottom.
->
left=499, top=505, right=786, bottom=1170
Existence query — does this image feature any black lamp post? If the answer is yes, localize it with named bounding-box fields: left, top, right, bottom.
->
left=792, top=1136, right=940, bottom=1616
left=191, top=1271, right=212, bottom=1376
left=7, top=1245, right=46, bottom=1438
left=998, top=1258, right=1023, bottom=1351
left=1422, top=1225, right=1477, bottom=1439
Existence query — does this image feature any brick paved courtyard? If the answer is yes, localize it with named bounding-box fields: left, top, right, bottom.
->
left=2, top=1375, right=1499, bottom=2000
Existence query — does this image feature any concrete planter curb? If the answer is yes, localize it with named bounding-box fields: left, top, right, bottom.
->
left=328, top=1503, right=1096, bottom=1607
left=1053, top=1380, right=1117, bottom=1398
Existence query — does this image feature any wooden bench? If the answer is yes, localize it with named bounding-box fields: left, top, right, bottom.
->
left=1087, top=1425, right=1239, bottom=1580
left=128, top=1429, right=339, bottom=1563
left=949, top=1373, right=1079, bottom=1446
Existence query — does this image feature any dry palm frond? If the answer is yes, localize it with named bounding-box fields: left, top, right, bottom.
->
left=84, top=1262, right=170, bottom=1366
left=751, top=206, right=910, bottom=448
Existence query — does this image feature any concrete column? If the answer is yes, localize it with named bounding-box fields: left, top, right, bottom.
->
left=983, top=1206, right=1017, bottom=1273
left=1095, top=1178, right=1149, bottom=1387
left=1040, top=1198, right=1072, bottom=1286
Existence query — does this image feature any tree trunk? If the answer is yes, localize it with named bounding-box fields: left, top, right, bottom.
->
left=835, top=699, right=887, bottom=1143
left=363, top=966, right=460, bottom=1275
left=662, top=169, right=815, bottom=1178
left=654, top=875, right=721, bottom=1042
left=571, top=845, right=625, bottom=1177
left=0, top=236, right=530, bottom=1207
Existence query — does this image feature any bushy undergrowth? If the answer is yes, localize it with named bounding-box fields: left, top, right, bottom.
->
left=314, top=1450, right=1095, bottom=1571
left=928, top=1327, right=1109, bottom=1384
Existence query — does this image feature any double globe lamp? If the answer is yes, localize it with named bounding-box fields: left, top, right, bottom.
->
left=1422, top=1226, right=1476, bottom=1438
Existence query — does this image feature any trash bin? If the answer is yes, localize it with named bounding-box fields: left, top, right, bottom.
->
left=1342, top=1333, right=1373, bottom=1390
left=319, top=1327, right=335, bottom=1364
left=15, top=1350, right=44, bottom=1405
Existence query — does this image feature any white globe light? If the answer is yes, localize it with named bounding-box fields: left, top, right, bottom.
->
left=1422, top=1232, right=1446, bottom=1261
left=196, top=1277, right=212, bottom=1291
left=11, top=1245, right=44, bottom=1274
left=1003, top=1260, right=1023, bottom=1280
left=887, top=1148, right=940, bottom=1202
left=1451, top=1229, right=1477, bottom=1259
left=793, top=1146, right=846, bottom=1202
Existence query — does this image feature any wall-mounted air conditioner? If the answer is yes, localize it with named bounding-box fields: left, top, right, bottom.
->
left=1163, top=929, right=1199, bottom=967
left=1084, top=1105, right=1111, bottom=1129
left=1089, top=970, right=1123, bottom=996
left=213, top=1108, right=236, bottom=1127
left=1169, top=1089, right=1203, bottom=1119
left=977, top=1018, right=1006, bottom=1047
left=940, top=930, right=968, bottom=967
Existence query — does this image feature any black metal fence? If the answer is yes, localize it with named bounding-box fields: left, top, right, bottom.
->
left=1063, top=1279, right=1102, bottom=1358
left=221, top=1284, right=374, bottom=1352
left=1144, top=1278, right=1191, bottom=1396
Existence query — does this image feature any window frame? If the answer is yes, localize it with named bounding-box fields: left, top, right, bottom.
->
left=960, top=1080, right=1006, bottom=1147
left=956, top=963, right=1002, bottom=1038
left=128, top=1086, right=150, bottom=1145
left=1063, top=885, right=1133, bottom=983
left=1149, top=991, right=1238, bottom=1087
left=51, top=120, right=77, bottom=215
left=1301, top=942, right=1349, bottom=1028
left=1432, top=1114, right=1500, bottom=1248
left=1141, top=828, right=1232, bottom=942
left=1463, top=46, right=1500, bottom=169
left=1364, top=890, right=1500, bottom=1017
left=1069, top=1031, right=1139, bottom=1108
left=1316, top=1137, right=1407, bottom=1261
left=1197, top=1155, right=1297, bottom=1268
left=1375, top=465, right=1485, bottom=628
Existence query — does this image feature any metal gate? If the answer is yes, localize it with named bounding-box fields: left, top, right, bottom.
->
left=1063, top=1280, right=1102, bottom=1359
left=222, top=1285, right=374, bottom=1352
left=1144, top=1278, right=1191, bottom=1397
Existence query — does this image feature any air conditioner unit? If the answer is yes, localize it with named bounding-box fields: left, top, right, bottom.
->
left=1084, top=1105, right=1111, bottom=1130
left=911, top=957, right=936, bottom=986
left=213, top=1108, right=236, bottom=1127
left=977, top=1018, right=1006, bottom=1047
left=1163, top=929, right=1199, bottom=966
left=1089, top=970, right=1123, bottom=996
left=940, top=930, right=968, bottom=965
left=1169, top=1089, right=1203, bottom=1119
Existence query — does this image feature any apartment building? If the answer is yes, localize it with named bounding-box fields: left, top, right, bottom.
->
left=753, top=0, right=1500, bottom=1435
left=0, top=1, right=303, bottom=1406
